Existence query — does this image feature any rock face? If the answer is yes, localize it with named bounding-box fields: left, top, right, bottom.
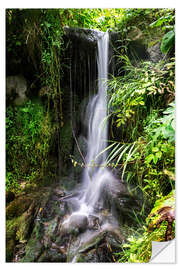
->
left=147, top=42, right=164, bottom=63
left=6, top=75, right=27, bottom=105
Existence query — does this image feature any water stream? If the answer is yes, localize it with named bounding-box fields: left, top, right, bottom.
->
left=68, top=32, right=116, bottom=218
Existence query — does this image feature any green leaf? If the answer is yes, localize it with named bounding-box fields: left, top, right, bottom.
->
left=156, top=151, right=162, bottom=159
left=150, top=17, right=165, bottom=28
left=16, top=41, right=21, bottom=46
left=152, top=147, right=159, bottom=152
left=160, top=30, right=175, bottom=54
left=145, top=154, right=154, bottom=164
left=21, top=108, right=29, bottom=113
left=153, top=155, right=158, bottom=164
left=161, top=144, right=168, bottom=152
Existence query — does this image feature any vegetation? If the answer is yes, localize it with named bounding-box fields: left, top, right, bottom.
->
left=6, top=100, right=56, bottom=192
left=6, top=8, right=175, bottom=263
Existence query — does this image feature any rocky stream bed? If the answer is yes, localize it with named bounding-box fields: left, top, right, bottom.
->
left=6, top=177, right=142, bottom=263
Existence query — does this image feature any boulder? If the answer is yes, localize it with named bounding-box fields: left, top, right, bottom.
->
left=61, top=214, right=88, bottom=235
left=6, top=75, right=27, bottom=105
left=147, top=42, right=164, bottom=63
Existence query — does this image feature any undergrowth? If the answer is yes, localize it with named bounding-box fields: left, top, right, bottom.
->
left=6, top=100, right=56, bottom=192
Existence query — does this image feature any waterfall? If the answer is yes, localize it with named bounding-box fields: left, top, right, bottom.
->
left=76, top=32, right=113, bottom=215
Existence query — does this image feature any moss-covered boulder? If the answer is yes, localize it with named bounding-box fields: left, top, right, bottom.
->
left=6, top=196, right=32, bottom=220
left=6, top=216, right=21, bottom=262
left=21, top=237, right=44, bottom=262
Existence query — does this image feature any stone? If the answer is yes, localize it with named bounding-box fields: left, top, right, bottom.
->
left=67, top=227, right=123, bottom=262
left=62, top=214, right=88, bottom=235
left=21, top=238, right=44, bottom=262
left=69, top=214, right=88, bottom=232
left=6, top=196, right=32, bottom=220
left=54, top=188, right=65, bottom=198
left=38, top=249, right=66, bottom=262
left=6, top=75, right=27, bottom=105
left=147, top=42, right=164, bottom=63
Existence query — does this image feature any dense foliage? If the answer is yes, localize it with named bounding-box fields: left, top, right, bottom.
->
left=6, top=101, right=56, bottom=192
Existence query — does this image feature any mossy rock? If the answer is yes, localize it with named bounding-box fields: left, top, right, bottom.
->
left=38, top=249, right=66, bottom=262
left=6, top=196, right=32, bottom=220
left=6, top=216, right=21, bottom=240
left=16, top=202, right=36, bottom=242
left=21, top=238, right=44, bottom=262
left=6, top=202, right=37, bottom=262
left=6, top=239, right=16, bottom=262
left=6, top=188, right=52, bottom=262
left=6, top=216, right=21, bottom=262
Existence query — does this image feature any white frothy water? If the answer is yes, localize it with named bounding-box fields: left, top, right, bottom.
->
left=76, top=32, right=112, bottom=214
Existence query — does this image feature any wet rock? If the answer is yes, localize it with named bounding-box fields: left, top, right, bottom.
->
left=21, top=238, right=44, bottom=262
left=67, top=224, right=124, bottom=263
left=67, top=230, right=106, bottom=262
left=42, top=216, right=60, bottom=247
left=64, top=27, right=103, bottom=45
left=70, top=214, right=88, bottom=232
left=54, top=188, right=65, bottom=198
left=62, top=214, right=88, bottom=235
left=78, top=231, right=106, bottom=253
left=38, top=248, right=66, bottom=262
left=88, top=215, right=102, bottom=230
left=78, top=245, right=113, bottom=263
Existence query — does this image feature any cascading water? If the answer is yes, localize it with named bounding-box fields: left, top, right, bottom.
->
left=73, top=32, right=115, bottom=216
left=63, top=31, right=119, bottom=231
left=62, top=31, right=128, bottom=262
left=80, top=32, right=108, bottom=209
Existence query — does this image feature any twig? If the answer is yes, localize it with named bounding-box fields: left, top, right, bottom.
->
left=58, top=193, right=74, bottom=201
left=70, top=120, right=87, bottom=166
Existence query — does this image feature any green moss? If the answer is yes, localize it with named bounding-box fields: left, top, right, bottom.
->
left=6, top=197, right=32, bottom=219
left=6, top=216, right=21, bottom=240
left=6, top=239, right=15, bottom=262
left=6, top=216, right=21, bottom=262
left=21, top=237, right=44, bottom=262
